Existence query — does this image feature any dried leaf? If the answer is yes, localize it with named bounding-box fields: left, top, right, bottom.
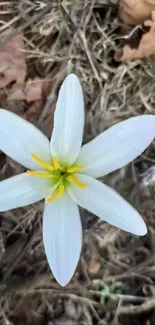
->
left=8, top=66, right=59, bottom=123
left=24, top=78, right=52, bottom=122
left=115, top=11, right=155, bottom=60
left=24, top=100, right=44, bottom=122
left=24, top=67, right=59, bottom=123
left=7, top=84, right=25, bottom=101
left=115, top=31, right=155, bottom=60
left=0, top=28, right=26, bottom=88
left=84, top=234, right=102, bottom=276
left=7, top=78, right=45, bottom=122
left=88, top=249, right=102, bottom=275
left=24, top=78, right=43, bottom=102
left=8, top=78, right=44, bottom=101
left=119, top=0, right=155, bottom=25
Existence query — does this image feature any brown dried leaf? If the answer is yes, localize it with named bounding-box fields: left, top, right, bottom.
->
left=0, top=28, right=26, bottom=88
left=24, top=100, right=44, bottom=122
left=23, top=78, right=52, bottom=122
left=115, top=31, right=155, bottom=60
left=8, top=66, right=59, bottom=123
left=7, top=83, right=25, bottom=100
left=88, top=249, right=102, bottom=275
left=24, top=66, right=59, bottom=123
left=84, top=234, right=102, bottom=276
left=119, top=0, right=155, bottom=25
left=115, top=11, right=155, bottom=61
left=7, top=78, right=45, bottom=122
left=24, top=78, right=43, bottom=102
left=8, top=78, right=44, bottom=102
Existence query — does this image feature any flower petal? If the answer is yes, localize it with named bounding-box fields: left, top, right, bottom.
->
left=0, top=109, right=51, bottom=170
left=50, top=74, right=84, bottom=165
left=76, top=115, right=155, bottom=178
left=43, top=193, right=82, bottom=286
left=67, top=174, right=147, bottom=236
left=0, top=173, right=49, bottom=211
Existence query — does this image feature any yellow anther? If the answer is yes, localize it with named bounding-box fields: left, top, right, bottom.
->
left=47, top=185, right=65, bottom=203
left=67, top=175, right=87, bottom=189
left=52, top=157, right=64, bottom=170
left=31, top=153, right=54, bottom=171
left=27, top=170, right=57, bottom=179
left=67, top=165, right=84, bottom=173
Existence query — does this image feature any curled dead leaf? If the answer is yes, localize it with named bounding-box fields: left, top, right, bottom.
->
left=115, top=11, right=155, bottom=61
left=0, top=28, right=26, bottom=88
left=119, top=0, right=155, bottom=25
left=115, top=30, right=155, bottom=60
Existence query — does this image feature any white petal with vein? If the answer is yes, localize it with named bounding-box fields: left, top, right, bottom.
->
left=43, top=193, right=82, bottom=286
left=76, top=115, right=155, bottom=178
left=50, top=74, right=84, bottom=165
left=0, top=109, right=51, bottom=170
left=68, top=174, right=147, bottom=236
left=0, top=173, right=49, bottom=211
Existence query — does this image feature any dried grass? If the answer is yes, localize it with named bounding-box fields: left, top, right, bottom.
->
left=0, top=1, right=155, bottom=324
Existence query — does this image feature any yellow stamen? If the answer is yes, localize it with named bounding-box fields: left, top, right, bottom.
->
left=67, top=165, right=84, bottom=173
left=47, top=185, right=65, bottom=203
left=27, top=170, right=57, bottom=179
left=53, top=157, right=64, bottom=170
left=31, top=154, right=54, bottom=171
left=67, top=175, right=87, bottom=189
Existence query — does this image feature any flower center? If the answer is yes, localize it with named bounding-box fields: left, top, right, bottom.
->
left=27, top=154, right=87, bottom=203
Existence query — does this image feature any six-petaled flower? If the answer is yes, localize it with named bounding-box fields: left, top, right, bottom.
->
left=0, top=74, right=155, bottom=286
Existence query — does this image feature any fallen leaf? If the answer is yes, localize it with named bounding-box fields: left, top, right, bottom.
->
left=115, top=11, right=155, bottom=60
left=8, top=66, right=59, bottom=123
left=7, top=83, right=25, bottom=101
left=8, top=78, right=44, bottom=101
left=0, top=28, right=26, bottom=88
left=83, top=234, right=102, bottom=276
left=24, top=78, right=43, bottom=102
left=24, top=66, right=60, bottom=123
left=115, top=31, right=155, bottom=60
left=119, top=0, right=155, bottom=25
left=23, top=78, right=52, bottom=122
left=88, top=248, right=102, bottom=275
left=24, top=100, right=44, bottom=122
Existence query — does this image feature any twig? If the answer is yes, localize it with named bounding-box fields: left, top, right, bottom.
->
left=27, top=290, right=99, bottom=307
left=89, top=290, right=147, bottom=303
left=118, top=298, right=155, bottom=315
left=61, top=2, right=102, bottom=86
left=0, top=2, right=55, bottom=48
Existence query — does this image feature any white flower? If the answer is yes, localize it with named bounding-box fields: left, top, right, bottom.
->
left=0, top=74, right=155, bottom=286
